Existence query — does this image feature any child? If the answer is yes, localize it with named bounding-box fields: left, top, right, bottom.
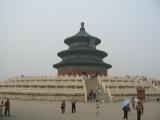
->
left=96, top=102, right=100, bottom=114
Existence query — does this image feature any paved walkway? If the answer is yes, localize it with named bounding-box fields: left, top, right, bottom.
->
left=0, top=100, right=160, bottom=120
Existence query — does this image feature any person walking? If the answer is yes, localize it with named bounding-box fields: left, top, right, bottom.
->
left=61, top=100, right=66, bottom=114
left=96, top=102, right=100, bottom=114
left=122, top=104, right=130, bottom=120
left=131, top=96, right=135, bottom=109
left=5, top=98, right=10, bottom=116
left=136, top=101, right=143, bottom=120
left=71, top=97, right=76, bottom=113
left=141, top=103, right=144, bottom=115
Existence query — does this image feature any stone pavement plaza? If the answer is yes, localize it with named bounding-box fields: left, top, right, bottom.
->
left=0, top=100, right=160, bottom=120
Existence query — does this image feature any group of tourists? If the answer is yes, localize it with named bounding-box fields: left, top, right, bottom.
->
left=60, top=97, right=76, bottom=114
left=88, top=90, right=97, bottom=100
left=87, top=88, right=102, bottom=101
left=60, top=98, right=100, bottom=115
left=0, top=98, right=10, bottom=117
left=122, top=96, right=144, bottom=120
left=82, top=73, right=98, bottom=80
left=0, top=96, right=148, bottom=120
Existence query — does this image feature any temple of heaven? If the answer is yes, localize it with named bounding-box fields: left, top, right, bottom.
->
left=53, top=22, right=112, bottom=76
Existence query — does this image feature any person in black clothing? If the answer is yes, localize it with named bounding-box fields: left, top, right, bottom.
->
left=122, top=104, right=130, bottom=120
left=71, top=98, right=76, bottom=113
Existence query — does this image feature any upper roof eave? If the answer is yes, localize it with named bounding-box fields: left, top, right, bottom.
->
left=64, top=22, right=101, bottom=45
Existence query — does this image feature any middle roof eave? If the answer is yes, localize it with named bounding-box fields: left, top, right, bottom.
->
left=58, top=49, right=108, bottom=58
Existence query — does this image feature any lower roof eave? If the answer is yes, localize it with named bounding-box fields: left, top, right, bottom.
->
left=53, top=63, right=112, bottom=69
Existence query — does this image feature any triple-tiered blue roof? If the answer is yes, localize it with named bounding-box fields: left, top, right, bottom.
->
left=53, top=22, right=112, bottom=69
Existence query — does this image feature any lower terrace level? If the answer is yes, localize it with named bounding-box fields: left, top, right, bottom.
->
left=0, top=75, right=160, bottom=102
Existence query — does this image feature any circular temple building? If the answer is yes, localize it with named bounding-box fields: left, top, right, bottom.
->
left=53, top=22, right=112, bottom=76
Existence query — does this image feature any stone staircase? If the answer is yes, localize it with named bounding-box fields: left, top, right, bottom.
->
left=84, top=78, right=111, bottom=103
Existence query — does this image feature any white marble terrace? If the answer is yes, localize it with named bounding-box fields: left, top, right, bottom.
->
left=98, top=75, right=160, bottom=102
left=0, top=75, right=87, bottom=101
left=0, top=75, right=160, bottom=102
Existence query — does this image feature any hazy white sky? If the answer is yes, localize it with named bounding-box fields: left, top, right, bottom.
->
left=0, top=0, right=160, bottom=80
